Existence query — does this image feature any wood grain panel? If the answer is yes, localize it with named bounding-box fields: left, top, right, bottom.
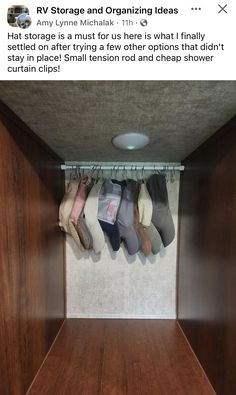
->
left=178, top=116, right=236, bottom=395
left=0, top=104, right=65, bottom=395
left=28, top=319, right=215, bottom=395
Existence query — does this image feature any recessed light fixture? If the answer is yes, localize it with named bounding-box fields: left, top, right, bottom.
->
left=112, top=133, right=150, bottom=150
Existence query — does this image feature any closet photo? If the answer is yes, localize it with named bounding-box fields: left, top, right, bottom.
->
left=0, top=81, right=235, bottom=395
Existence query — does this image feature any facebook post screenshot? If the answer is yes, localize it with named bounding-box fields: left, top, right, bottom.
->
left=0, top=1, right=236, bottom=395
left=0, top=0, right=235, bottom=78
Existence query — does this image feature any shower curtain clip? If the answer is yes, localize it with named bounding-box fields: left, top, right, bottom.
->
left=142, top=166, right=145, bottom=182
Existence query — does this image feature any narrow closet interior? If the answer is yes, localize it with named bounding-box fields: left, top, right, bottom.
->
left=63, top=163, right=179, bottom=320
left=0, top=81, right=236, bottom=395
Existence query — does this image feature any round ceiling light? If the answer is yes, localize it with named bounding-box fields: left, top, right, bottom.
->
left=112, top=133, right=150, bottom=150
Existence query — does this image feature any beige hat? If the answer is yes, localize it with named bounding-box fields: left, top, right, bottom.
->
left=134, top=206, right=151, bottom=256
left=138, top=182, right=153, bottom=227
left=84, top=179, right=105, bottom=254
left=138, top=182, right=161, bottom=254
left=59, top=179, right=84, bottom=251
left=68, top=220, right=85, bottom=251
left=59, top=180, right=79, bottom=233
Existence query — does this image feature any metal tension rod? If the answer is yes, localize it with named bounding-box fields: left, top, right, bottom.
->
left=60, top=163, right=185, bottom=171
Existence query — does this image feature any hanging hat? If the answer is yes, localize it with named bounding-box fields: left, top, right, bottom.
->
left=98, top=179, right=122, bottom=224
left=138, top=182, right=153, bottom=227
left=117, top=181, right=140, bottom=255
left=67, top=220, right=85, bottom=251
left=70, top=176, right=93, bottom=224
left=97, top=179, right=122, bottom=251
left=99, top=220, right=120, bottom=252
left=147, top=174, right=175, bottom=247
left=134, top=206, right=152, bottom=256
left=143, top=222, right=162, bottom=255
left=84, top=179, right=105, bottom=254
left=59, top=179, right=85, bottom=251
left=59, top=179, right=79, bottom=234
left=75, top=215, right=93, bottom=250
left=137, top=181, right=161, bottom=254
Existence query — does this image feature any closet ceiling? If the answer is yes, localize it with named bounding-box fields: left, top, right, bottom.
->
left=0, top=81, right=235, bottom=162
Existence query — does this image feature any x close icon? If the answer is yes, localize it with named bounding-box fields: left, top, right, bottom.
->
left=218, top=4, right=228, bottom=13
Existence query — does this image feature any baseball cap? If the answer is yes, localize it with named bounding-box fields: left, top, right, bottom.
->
left=146, top=174, right=175, bottom=247
left=84, top=179, right=105, bottom=254
left=59, top=179, right=84, bottom=251
left=117, top=181, right=140, bottom=255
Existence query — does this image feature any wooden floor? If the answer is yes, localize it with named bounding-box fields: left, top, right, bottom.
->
left=28, top=319, right=215, bottom=395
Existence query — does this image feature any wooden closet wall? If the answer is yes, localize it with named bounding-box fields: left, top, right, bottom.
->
left=178, top=115, right=236, bottom=395
left=0, top=102, right=65, bottom=395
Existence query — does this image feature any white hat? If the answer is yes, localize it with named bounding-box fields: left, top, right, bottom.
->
left=84, top=179, right=105, bottom=254
left=138, top=182, right=153, bottom=227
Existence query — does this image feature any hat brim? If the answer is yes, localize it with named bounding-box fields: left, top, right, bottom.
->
left=68, top=221, right=85, bottom=251
left=143, top=223, right=162, bottom=255
left=159, top=208, right=175, bottom=247
left=122, top=226, right=140, bottom=255
left=89, top=221, right=105, bottom=254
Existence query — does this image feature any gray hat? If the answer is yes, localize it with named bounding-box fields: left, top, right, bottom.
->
left=117, top=181, right=140, bottom=255
left=84, top=179, right=105, bottom=254
left=143, top=222, right=162, bottom=255
left=147, top=174, right=175, bottom=247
